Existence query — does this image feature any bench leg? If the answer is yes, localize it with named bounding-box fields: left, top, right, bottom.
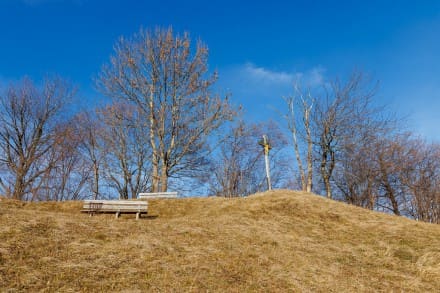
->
left=136, top=212, right=140, bottom=220
left=115, top=211, right=120, bottom=219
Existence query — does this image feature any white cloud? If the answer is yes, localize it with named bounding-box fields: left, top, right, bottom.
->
left=241, top=63, right=296, bottom=84
left=219, top=63, right=326, bottom=95
left=228, top=63, right=326, bottom=89
left=216, top=63, right=326, bottom=122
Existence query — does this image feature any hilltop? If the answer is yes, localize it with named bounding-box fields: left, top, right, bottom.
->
left=0, top=190, right=439, bottom=292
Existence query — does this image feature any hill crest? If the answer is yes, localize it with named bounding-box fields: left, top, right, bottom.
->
left=0, top=189, right=439, bottom=291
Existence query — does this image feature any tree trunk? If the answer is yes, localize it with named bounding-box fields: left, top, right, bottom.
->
left=149, top=88, right=159, bottom=193
left=367, top=186, right=375, bottom=210
left=287, top=97, right=306, bottom=191
left=160, top=164, right=168, bottom=192
left=303, top=99, right=313, bottom=193
left=323, top=176, right=332, bottom=199
left=93, top=164, right=99, bottom=200
left=305, top=125, right=313, bottom=193
left=151, top=157, right=159, bottom=192
left=13, top=174, right=25, bottom=200
left=291, top=122, right=306, bottom=191
left=321, top=151, right=333, bottom=199
left=383, top=180, right=400, bottom=216
left=264, top=151, right=272, bottom=191
left=379, top=155, right=401, bottom=216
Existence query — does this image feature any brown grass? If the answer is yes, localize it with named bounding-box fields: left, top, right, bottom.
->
left=0, top=190, right=439, bottom=292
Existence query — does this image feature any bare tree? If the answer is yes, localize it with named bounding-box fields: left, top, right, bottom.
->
left=73, top=110, right=105, bottom=200
left=374, top=136, right=408, bottom=216
left=98, top=102, right=151, bottom=199
left=334, top=128, right=439, bottom=223
left=280, top=72, right=439, bottom=223
left=207, top=121, right=288, bottom=197
left=34, top=121, right=89, bottom=201
left=398, top=139, right=440, bottom=223
left=312, top=73, right=378, bottom=199
left=333, top=141, right=377, bottom=209
left=284, top=85, right=314, bottom=193
left=0, top=78, right=73, bottom=200
left=98, top=27, right=234, bottom=192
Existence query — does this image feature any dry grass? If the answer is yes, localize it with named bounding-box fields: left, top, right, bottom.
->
left=0, top=190, right=439, bottom=292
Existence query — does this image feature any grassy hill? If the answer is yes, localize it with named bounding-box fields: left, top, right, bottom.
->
left=1, top=190, right=439, bottom=292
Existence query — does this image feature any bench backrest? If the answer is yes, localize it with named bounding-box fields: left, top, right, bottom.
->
left=138, top=192, right=178, bottom=199
left=83, top=200, right=148, bottom=212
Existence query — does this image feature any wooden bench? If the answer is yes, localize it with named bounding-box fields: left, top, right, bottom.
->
left=138, top=192, right=178, bottom=199
left=81, top=200, right=148, bottom=220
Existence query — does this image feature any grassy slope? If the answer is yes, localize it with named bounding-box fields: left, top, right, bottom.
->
left=0, top=190, right=439, bottom=292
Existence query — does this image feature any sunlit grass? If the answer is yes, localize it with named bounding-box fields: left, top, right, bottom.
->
left=0, top=190, right=439, bottom=291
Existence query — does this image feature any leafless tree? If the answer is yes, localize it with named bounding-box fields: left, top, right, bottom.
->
left=72, top=110, right=105, bottom=200
left=373, top=135, right=411, bottom=216
left=312, top=73, right=378, bottom=199
left=280, top=72, right=439, bottom=223
left=97, top=27, right=234, bottom=192
left=98, top=102, right=151, bottom=199
left=398, top=139, right=440, bottom=223
left=332, top=103, right=393, bottom=209
left=207, top=121, right=288, bottom=197
left=334, top=129, right=439, bottom=223
left=34, top=121, right=89, bottom=201
left=0, top=78, right=73, bottom=200
left=284, top=85, right=314, bottom=193
left=333, top=140, right=379, bottom=209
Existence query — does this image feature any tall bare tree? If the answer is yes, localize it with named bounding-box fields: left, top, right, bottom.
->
left=312, top=73, right=378, bottom=199
left=98, top=27, right=234, bottom=192
left=0, top=78, right=73, bottom=200
left=284, top=85, right=314, bottom=193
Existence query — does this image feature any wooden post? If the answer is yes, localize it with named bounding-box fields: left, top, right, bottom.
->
left=259, top=135, right=272, bottom=191
left=264, top=146, right=272, bottom=190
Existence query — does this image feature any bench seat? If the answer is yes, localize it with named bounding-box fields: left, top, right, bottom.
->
left=81, top=200, right=148, bottom=220
left=138, top=192, right=178, bottom=199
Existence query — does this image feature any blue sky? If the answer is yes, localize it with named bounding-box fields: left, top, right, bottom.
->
left=1, top=0, right=440, bottom=140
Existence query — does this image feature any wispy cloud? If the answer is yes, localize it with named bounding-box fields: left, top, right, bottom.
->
left=217, top=63, right=326, bottom=121
left=218, top=63, right=326, bottom=98
left=241, top=63, right=296, bottom=84
left=226, top=63, right=326, bottom=89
